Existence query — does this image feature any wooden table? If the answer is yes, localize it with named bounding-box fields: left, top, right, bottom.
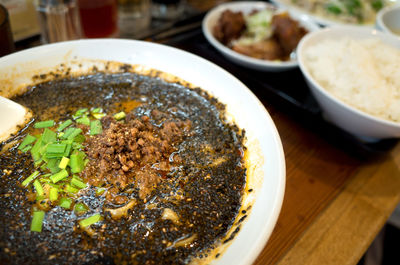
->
left=253, top=104, right=400, bottom=265
left=14, top=1, right=400, bottom=264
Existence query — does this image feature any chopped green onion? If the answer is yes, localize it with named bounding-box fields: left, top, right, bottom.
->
left=90, top=120, right=102, bottom=135
left=59, top=197, right=72, bottom=209
left=58, top=157, right=70, bottom=169
left=47, top=158, right=61, bottom=174
left=21, top=170, right=40, bottom=187
left=113, top=112, right=126, bottom=120
left=39, top=177, right=51, bottom=183
left=41, top=128, right=57, bottom=144
left=57, top=119, right=73, bottom=132
left=71, top=178, right=87, bottom=189
left=65, top=184, right=79, bottom=194
left=74, top=202, right=88, bottom=214
left=70, top=152, right=85, bottom=173
left=50, top=169, right=69, bottom=183
left=67, top=128, right=82, bottom=140
left=46, top=143, right=67, bottom=155
left=18, top=134, right=37, bottom=151
left=30, top=210, right=45, bottom=232
left=96, top=187, right=106, bottom=196
left=21, top=145, right=33, bottom=152
left=33, top=180, right=44, bottom=196
left=30, top=136, right=43, bottom=162
left=76, top=116, right=90, bottom=126
left=72, top=142, right=82, bottom=150
left=61, top=127, right=76, bottom=139
left=63, top=140, right=73, bottom=157
left=49, top=187, right=58, bottom=201
left=92, top=113, right=106, bottom=119
left=79, top=213, right=102, bottom=228
left=91, top=107, right=103, bottom=114
left=74, top=108, right=89, bottom=118
left=34, top=120, right=55, bottom=129
left=73, top=134, right=85, bottom=144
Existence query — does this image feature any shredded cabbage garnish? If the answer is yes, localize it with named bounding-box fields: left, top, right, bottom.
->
left=234, top=9, right=274, bottom=46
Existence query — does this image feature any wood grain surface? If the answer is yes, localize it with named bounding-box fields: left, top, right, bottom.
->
left=253, top=105, right=400, bottom=265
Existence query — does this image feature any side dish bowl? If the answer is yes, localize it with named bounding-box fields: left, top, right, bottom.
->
left=271, top=0, right=393, bottom=27
left=297, top=26, right=400, bottom=140
left=0, top=39, right=285, bottom=264
left=202, top=1, right=320, bottom=72
left=376, top=4, right=400, bottom=37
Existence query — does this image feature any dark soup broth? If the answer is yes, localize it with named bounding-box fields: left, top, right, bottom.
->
left=0, top=68, right=247, bottom=265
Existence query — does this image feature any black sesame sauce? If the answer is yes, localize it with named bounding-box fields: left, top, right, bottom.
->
left=0, top=71, right=246, bottom=265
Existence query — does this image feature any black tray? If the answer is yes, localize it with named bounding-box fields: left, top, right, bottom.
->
left=157, top=27, right=398, bottom=160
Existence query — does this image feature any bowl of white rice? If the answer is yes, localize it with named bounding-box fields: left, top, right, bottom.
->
left=297, top=26, right=400, bottom=141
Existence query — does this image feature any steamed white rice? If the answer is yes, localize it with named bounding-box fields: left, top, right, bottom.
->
left=304, top=38, right=400, bottom=123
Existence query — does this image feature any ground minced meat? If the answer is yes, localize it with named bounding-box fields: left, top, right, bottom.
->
left=82, top=111, right=192, bottom=203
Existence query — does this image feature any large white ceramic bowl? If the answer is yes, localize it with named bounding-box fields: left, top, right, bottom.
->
left=376, top=4, right=400, bottom=37
left=0, top=39, right=285, bottom=265
left=297, top=26, right=400, bottom=140
left=202, top=1, right=320, bottom=72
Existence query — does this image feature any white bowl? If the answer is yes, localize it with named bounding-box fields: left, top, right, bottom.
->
left=297, top=26, right=400, bottom=140
left=0, top=39, right=285, bottom=264
left=202, top=1, right=320, bottom=72
left=376, top=4, right=400, bottom=37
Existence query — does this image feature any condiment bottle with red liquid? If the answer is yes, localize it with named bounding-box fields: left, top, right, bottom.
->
left=78, top=0, right=118, bottom=38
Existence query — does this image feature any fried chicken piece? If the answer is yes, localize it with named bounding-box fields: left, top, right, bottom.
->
left=213, top=10, right=246, bottom=45
left=232, top=38, right=283, bottom=60
left=271, top=12, right=308, bottom=56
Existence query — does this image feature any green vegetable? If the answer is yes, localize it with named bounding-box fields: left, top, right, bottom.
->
left=57, top=119, right=73, bottom=132
left=326, top=4, right=342, bottom=14
left=65, top=184, right=79, bottom=194
left=71, top=177, right=87, bottom=189
left=20, top=145, right=33, bottom=152
left=46, top=143, right=67, bottom=156
left=73, top=108, right=89, bottom=119
left=41, top=128, right=57, bottom=144
left=21, top=170, right=40, bottom=187
left=34, top=120, right=55, bottom=129
left=33, top=180, right=44, bottom=196
left=30, top=210, right=45, bottom=232
left=74, top=202, right=88, bottom=214
left=113, top=111, right=126, bottom=121
left=96, top=187, right=106, bottom=195
left=79, top=214, right=102, bottom=228
left=47, top=158, right=61, bottom=174
left=92, top=113, right=106, bottom=119
left=50, top=169, right=69, bottom=183
left=371, top=0, right=383, bottom=11
left=76, top=116, right=90, bottom=126
left=61, top=127, right=77, bottom=139
left=18, top=134, right=37, bottom=151
left=90, top=120, right=102, bottom=135
left=49, top=187, right=58, bottom=201
left=67, top=128, right=82, bottom=140
left=70, top=151, right=85, bottom=173
left=91, top=107, right=103, bottom=114
left=58, top=157, right=70, bottom=169
left=30, top=136, right=43, bottom=162
left=63, top=141, right=73, bottom=157
left=59, top=197, right=72, bottom=209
